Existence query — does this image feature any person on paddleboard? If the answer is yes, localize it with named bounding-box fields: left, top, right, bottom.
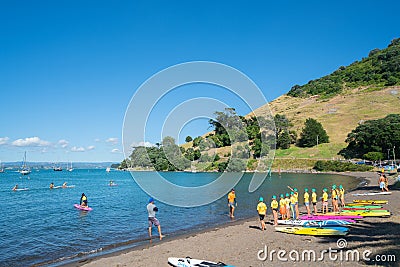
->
left=80, top=193, right=88, bottom=207
left=147, top=197, right=164, bottom=240
left=257, top=197, right=267, bottom=231
left=12, top=184, right=18, bottom=191
left=227, top=188, right=237, bottom=219
left=50, top=182, right=54, bottom=189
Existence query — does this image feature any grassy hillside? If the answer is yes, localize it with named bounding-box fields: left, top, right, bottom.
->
left=256, top=86, right=400, bottom=160
left=287, top=38, right=400, bottom=98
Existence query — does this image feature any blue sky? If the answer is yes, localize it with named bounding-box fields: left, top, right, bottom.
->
left=0, top=0, right=399, bottom=162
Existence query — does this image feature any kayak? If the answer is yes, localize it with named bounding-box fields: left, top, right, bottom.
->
left=278, top=219, right=354, bottom=227
left=275, top=226, right=348, bottom=236
left=300, top=215, right=363, bottom=220
left=352, top=192, right=392, bottom=196
left=167, top=257, right=234, bottom=267
left=352, top=200, right=388, bottom=204
left=74, top=204, right=92, bottom=211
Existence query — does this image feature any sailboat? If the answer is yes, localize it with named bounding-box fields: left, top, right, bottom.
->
left=106, top=167, right=111, bottom=173
left=67, top=161, right=73, bottom=172
left=53, top=163, right=62, bottom=171
left=20, top=152, right=31, bottom=175
left=0, top=160, right=4, bottom=173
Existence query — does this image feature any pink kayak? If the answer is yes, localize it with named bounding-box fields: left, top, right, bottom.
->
left=74, top=204, right=93, bottom=211
left=300, top=215, right=362, bottom=220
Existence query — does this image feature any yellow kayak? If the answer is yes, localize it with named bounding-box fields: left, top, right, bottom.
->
left=352, top=200, right=388, bottom=204
left=275, top=226, right=348, bottom=236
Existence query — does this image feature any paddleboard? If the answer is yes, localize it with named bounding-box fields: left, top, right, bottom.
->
left=352, top=192, right=392, bottom=196
left=353, top=200, right=388, bottom=204
left=167, top=257, right=234, bottom=267
left=338, top=211, right=391, bottom=217
left=343, top=205, right=382, bottom=210
left=74, top=204, right=92, bottom=211
left=342, top=209, right=389, bottom=214
left=346, top=203, right=383, bottom=207
left=278, top=219, right=353, bottom=227
left=14, top=188, right=29, bottom=191
left=300, top=215, right=363, bottom=220
left=275, top=226, right=348, bottom=236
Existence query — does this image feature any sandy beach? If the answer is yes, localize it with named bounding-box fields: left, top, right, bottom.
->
left=72, top=172, right=399, bottom=267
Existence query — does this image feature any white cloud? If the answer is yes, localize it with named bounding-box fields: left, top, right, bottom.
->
left=71, top=146, right=85, bottom=152
left=87, top=145, right=95, bottom=151
left=94, top=138, right=101, bottom=142
left=12, top=136, right=51, bottom=147
left=106, top=137, right=119, bottom=145
left=111, top=148, right=121, bottom=153
left=131, top=141, right=155, bottom=148
left=58, top=139, right=69, bottom=148
left=0, top=137, right=9, bottom=145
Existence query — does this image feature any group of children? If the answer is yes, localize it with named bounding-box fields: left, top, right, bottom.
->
left=256, top=184, right=346, bottom=230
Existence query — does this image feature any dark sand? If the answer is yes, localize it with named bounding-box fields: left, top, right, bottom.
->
left=73, top=172, right=399, bottom=267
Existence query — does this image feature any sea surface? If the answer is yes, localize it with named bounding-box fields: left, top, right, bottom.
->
left=0, top=169, right=362, bottom=267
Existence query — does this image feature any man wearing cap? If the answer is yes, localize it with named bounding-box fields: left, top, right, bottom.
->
left=257, top=197, right=267, bottom=231
left=228, top=189, right=237, bottom=219
left=311, top=188, right=318, bottom=214
left=147, top=197, right=163, bottom=240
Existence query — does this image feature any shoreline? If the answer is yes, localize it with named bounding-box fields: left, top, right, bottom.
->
left=62, top=171, right=399, bottom=267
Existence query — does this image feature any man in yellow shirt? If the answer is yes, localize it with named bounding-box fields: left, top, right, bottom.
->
left=288, top=186, right=299, bottom=219
left=311, top=188, right=318, bottom=214
left=304, top=188, right=310, bottom=216
left=227, top=189, right=236, bottom=219
left=322, top=188, right=328, bottom=214
left=257, top=197, right=267, bottom=231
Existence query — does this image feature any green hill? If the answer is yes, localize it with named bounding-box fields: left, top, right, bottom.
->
left=287, top=38, right=400, bottom=99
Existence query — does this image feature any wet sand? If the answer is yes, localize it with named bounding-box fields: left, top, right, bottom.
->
left=72, top=172, right=399, bottom=267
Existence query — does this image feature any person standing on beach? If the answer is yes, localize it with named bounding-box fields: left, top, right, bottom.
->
left=285, top=193, right=291, bottom=219
left=339, top=185, right=345, bottom=208
left=257, top=197, right=267, bottom=231
left=287, top=186, right=299, bottom=219
left=379, top=174, right=388, bottom=192
left=304, top=188, right=311, bottom=216
left=311, top=188, right=318, bottom=214
left=227, top=189, right=237, bottom=219
left=271, top=196, right=279, bottom=226
left=289, top=192, right=296, bottom=219
left=331, top=185, right=339, bottom=212
left=279, top=194, right=286, bottom=220
left=322, top=188, right=328, bottom=213
left=147, top=197, right=163, bottom=240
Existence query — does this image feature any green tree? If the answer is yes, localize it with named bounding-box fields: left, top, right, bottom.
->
left=193, top=136, right=203, bottom=147
left=185, top=136, right=193, bottom=142
left=277, top=130, right=291, bottom=149
left=297, top=118, right=329, bottom=147
left=340, top=114, right=400, bottom=159
left=363, top=152, right=384, bottom=161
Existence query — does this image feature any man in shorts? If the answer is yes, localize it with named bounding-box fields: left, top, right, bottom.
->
left=228, top=189, right=237, bottom=218
left=322, top=188, right=328, bottom=214
left=147, top=197, right=163, bottom=240
left=257, top=197, right=267, bottom=231
left=379, top=174, right=386, bottom=192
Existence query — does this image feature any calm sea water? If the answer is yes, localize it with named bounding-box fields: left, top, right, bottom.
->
left=0, top=169, right=361, bottom=267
